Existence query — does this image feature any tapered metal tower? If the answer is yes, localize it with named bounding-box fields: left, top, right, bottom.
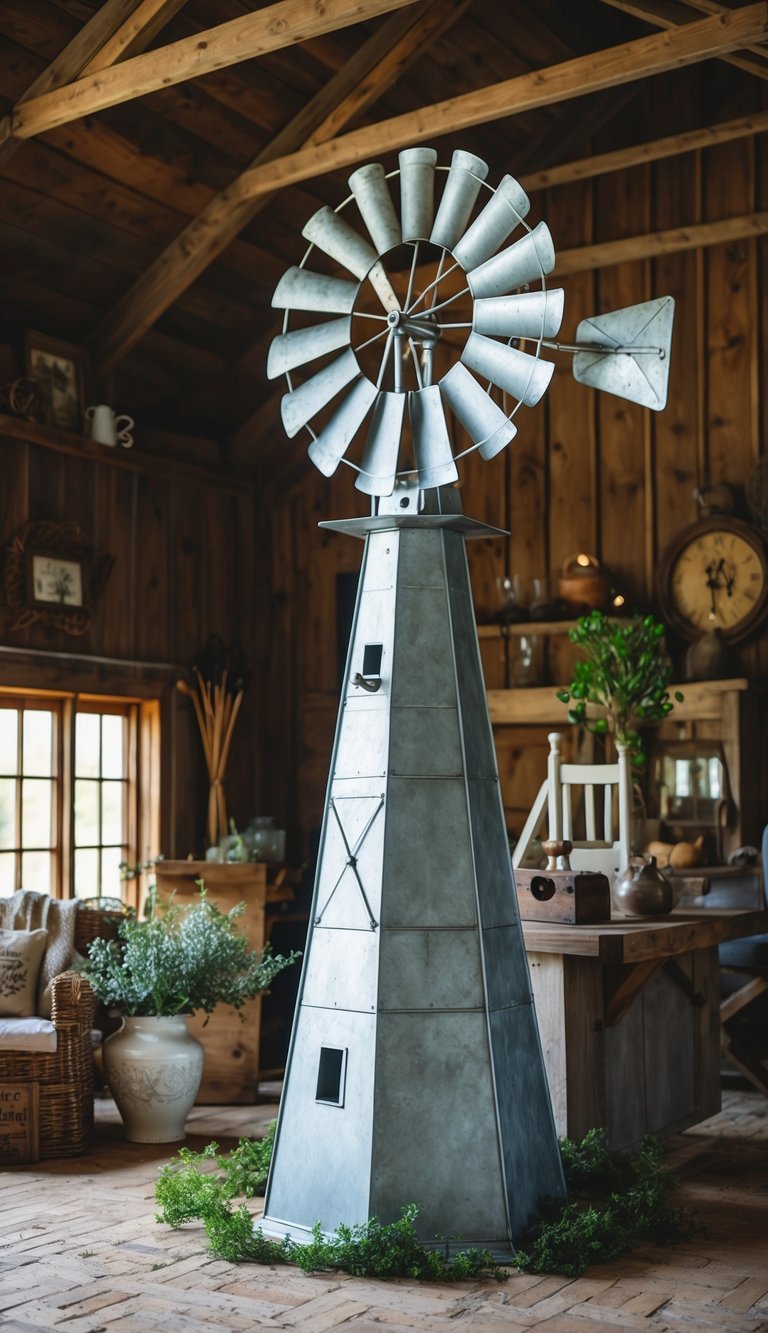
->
left=263, top=485, right=566, bottom=1254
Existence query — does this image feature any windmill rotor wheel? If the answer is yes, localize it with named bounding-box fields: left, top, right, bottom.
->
left=268, top=147, right=565, bottom=497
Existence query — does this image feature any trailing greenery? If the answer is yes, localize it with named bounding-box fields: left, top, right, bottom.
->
left=156, top=1186, right=507, bottom=1282
left=83, top=886, right=299, bottom=1017
left=556, top=610, right=683, bottom=762
left=156, top=1123, right=276, bottom=1218
left=514, top=1130, right=694, bottom=1278
left=154, top=1124, right=692, bottom=1281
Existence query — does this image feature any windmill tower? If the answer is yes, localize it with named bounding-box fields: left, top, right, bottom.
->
left=261, top=148, right=675, bottom=1256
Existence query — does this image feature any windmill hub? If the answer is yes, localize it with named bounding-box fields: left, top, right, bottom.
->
left=386, top=308, right=441, bottom=345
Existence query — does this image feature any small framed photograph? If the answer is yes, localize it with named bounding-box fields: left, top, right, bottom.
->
left=28, top=552, right=86, bottom=610
left=24, top=330, right=87, bottom=433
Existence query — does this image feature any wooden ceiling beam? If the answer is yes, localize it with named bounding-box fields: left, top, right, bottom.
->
left=9, top=0, right=419, bottom=140
left=555, top=210, right=768, bottom=275
left=80, top=0, right=190, bottom=76
left=231, top=4, right=768, bottom=202
left=89, top=0, right=471, bottom=376
left=597, top=0, right=768, bottom=79
left=523, top=108, right=768, bottom=192
left=0, top=0, right=144, bottom=164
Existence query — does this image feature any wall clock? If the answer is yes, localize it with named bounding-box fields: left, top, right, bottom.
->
left=657, top=515, right=768, bottom=643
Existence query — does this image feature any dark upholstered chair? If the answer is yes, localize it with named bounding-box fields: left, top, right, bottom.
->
left=719, top=825, right=768, bottom=1094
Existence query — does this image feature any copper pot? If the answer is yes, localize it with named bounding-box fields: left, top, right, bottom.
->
left=557, top=552, right=611, bottom=613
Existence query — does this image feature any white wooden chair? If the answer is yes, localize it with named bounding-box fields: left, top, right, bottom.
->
left=512, top=731, right=632, bottom=879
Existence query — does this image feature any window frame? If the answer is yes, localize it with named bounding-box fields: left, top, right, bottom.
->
left=0, top=686, right=159, bottom=910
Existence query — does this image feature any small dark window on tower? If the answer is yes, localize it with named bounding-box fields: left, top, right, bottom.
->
left=316, top=1046, right=347, bottom=1106
left=362, top=643, right=383, bottom=677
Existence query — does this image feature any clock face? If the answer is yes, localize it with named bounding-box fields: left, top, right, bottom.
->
left=666, top=523, right=768, bottom=641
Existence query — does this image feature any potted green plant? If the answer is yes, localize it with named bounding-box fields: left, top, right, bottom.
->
left=84, top=887, right=298, bottom=1144
left=556, top=610, right=683, bottom=764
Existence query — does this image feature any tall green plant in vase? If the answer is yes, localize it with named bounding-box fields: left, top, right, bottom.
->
left=556, top=611, right=683, bottom=766
left=84, top=888, right=299, bottom=1145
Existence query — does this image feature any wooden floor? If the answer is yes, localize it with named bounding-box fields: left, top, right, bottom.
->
left=1, top=1089, right=767, bottom=1332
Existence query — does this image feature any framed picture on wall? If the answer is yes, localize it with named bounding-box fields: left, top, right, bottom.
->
left=24, top=330, right=87, bottom=433
left=28, top=551, right=86, bottom=610
left=4, top=520, right=114, bottom=635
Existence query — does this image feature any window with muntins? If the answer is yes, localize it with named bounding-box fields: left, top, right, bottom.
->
left=0, top=690, right=155, bottom=903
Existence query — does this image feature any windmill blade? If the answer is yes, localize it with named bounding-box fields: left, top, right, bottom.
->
left=474, top=289, right=564, bottom=341
left=308, top=377, right=378, bottom=477
left=267, top=317, right=351, bottom=380
left=281, top=348, right=361, bottom=438
left=272, top=266, right=359, bottom=315
left=356, top=391, right=406, bottom=496
left=452, top=175, right=530, bottom=273
left=572, top=297, right=676, bottom=411
left=467, top=221, right=555, bottom=299
left=439, top=363, right=516, bottom=461
left=399, top=146, right=438, bottom=242
left=462, top=332, right=554, bottom=408
left=349, top=163, right=401, bottom=254
left=302, top=205, right=399, bottom=312
left=409, top=384, right=459, bottom=489
left=430, top=149, right=489, bottom=252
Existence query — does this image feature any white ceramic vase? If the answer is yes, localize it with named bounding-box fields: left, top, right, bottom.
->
left=103, top=1015, right=204, bottom=1143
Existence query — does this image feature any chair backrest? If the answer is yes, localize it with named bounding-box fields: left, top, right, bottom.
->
left=513, top=731, right=632, bottom=879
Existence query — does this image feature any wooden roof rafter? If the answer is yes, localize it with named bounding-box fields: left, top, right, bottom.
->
left=596, top=0, right=768, bottom=79
left=228, top=4, right=768, bottom=200
left=88, top=0, right=473, bottom=377
left=88, top=2, right=768, bottom=378
left=0, top=0, right=190, bottom=166
left=7, top=0, right=420, bottom=141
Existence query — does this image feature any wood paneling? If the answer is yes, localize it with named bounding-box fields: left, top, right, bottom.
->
left=0, top=419, right=258, bottom=862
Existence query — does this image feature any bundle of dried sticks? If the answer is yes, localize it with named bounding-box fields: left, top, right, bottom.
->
left=177, top=667, right=244, bottom=850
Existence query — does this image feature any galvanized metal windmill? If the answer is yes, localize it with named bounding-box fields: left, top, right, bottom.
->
left=261, top=147, right=675, bottom=1257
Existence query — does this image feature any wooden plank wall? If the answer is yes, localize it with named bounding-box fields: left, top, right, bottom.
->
left=257, top=134, right=768, bottom=862
left=0, top=416, right=261, bottom=871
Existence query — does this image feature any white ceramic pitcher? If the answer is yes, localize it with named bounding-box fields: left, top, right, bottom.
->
left=85, top=404, right=134, bottom=448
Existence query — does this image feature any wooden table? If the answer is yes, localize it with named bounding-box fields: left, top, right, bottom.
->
left=523, top=909, right=768, bottom=1149
left=155, top=860, right=267, bottom=1104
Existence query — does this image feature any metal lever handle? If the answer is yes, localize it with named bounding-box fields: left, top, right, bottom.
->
left=351, top=672, right=381, bottom=693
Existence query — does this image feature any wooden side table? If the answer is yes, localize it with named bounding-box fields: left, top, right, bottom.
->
left=155, top=861, right=267, bottom=1104
left=523, top=909, right=768, bottom=1149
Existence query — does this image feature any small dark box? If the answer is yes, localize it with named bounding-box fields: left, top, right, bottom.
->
left=514, top=867, right=612, bottom=924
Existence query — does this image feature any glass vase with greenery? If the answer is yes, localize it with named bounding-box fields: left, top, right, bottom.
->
left=83, top=886, right=299, bottom=1018
left=556, top=611, right=683, bottom=764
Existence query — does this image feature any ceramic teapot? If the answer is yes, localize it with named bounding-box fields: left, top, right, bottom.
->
left=613, top=854, right=674, bottom=917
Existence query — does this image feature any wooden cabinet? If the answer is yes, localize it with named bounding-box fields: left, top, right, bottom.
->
left=154, top=861, right=267, bottom=1104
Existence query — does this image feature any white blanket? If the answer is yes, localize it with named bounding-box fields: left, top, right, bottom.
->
left=0, top=891, right=80, bottom=1017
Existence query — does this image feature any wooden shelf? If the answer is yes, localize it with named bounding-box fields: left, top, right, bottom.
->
left=478, top=619, right=579, bottom=637
left=0, top=411, right=246, bottom=494
left=487, top=677, right=749, bottom=726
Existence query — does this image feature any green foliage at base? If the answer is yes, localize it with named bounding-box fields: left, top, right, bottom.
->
left=514, top=1130, right=695, bottom=1278
left=154, top=1125, right=693, bottom=1281
left=155, top=1122, right=276, bottom=1221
